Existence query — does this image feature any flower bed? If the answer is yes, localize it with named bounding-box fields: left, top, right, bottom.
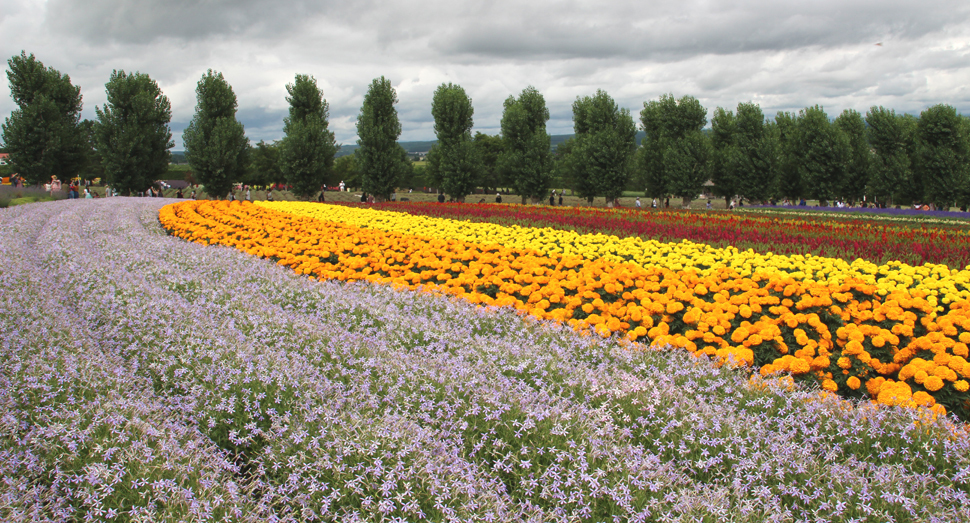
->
left=4, top=198, right=970, bottom=521
left=342, top=201, right=970, bottom=268
left=161, top=200, right=970, bottom=420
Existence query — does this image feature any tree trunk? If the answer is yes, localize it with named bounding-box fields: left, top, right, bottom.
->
left=682, top=196, right=692, bottom=209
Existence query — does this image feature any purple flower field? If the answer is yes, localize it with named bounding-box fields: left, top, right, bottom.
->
left=2, top=199, right=969, bottom=522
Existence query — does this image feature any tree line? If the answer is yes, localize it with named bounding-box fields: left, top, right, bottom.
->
left=4, top=51, right=969, bottom=207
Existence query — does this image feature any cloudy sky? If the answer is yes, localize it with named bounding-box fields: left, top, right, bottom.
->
left=2, top=0, right=969, bottom=149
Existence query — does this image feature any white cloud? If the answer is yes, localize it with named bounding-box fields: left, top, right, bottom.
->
left=0, top=0, right=968, bottom=148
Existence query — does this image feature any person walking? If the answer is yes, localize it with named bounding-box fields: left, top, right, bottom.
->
left=636, top=197, right=641, bottom=208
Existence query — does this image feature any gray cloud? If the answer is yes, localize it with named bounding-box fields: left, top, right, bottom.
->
left=0, top=0, right=967, bottom=150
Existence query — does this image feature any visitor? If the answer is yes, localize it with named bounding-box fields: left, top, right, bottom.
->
left=549, top=191, right=555, bottom=206
left=84, top=188, right=92, bottom=199
left=558, top=193, right=563, bottom=206
left=437, top=193, right=445, bottom=203
left=636, top=197, right=641, bottom=208
left=496, top=193, right=502, bottom=204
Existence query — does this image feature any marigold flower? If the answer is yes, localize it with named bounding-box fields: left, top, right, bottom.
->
left=924, top=375, right=945, bottom=392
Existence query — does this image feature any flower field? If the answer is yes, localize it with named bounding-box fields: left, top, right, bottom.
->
left=160, top=200, right=970, bottom=421
left=356, top=201, right=970, bottom=269
left=4, top=199, right=970, bottom=522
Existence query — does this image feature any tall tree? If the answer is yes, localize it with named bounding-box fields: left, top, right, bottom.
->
left=734, top=102, right=776, bottom=203
left=569, top=90, right=637, bottom=206
left=774, top=111, right=803, bottom=201
left=182, top=70, right=249, bottom=199
left=498, top=86, right=552, bottom=204
left=834, top=109, right=871, bottom=204
left=915, top=104, right=970, bottom=209
left=798, top=105, right=848, bottom=206
left=709, top=107, right=740, bottom=207
left=639, top=94, right=709, bottom=207
left=1, top=51, right=85, bottom=185
left=429, top=83, right=480, bottom=201
left=866, top=106, right=915, bottom=206
left=280, top=74, right=337, bottom=199
left=356, top=76, right=409, bottom=202
left=93, top=70, right=173, bottom=196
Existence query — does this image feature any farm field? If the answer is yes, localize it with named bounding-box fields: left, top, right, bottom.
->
left=3, top=198, right=970, bottom=521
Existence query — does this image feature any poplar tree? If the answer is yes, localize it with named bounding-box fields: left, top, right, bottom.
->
left=866, top=106, right=915, bottom=206
left=916, top=104, right=970, bottom=209
left=356, top=76, right=409, bottom=202
left=834, top=109, right=871, bottom=204
left=280, top=74, right=337, bottom=199
left=428, top=83, right=480, bottom=201
left=1, top=51, right=85, bottom=185
left=569, top=90, right=637, bottom=206
left=498, top=86, right=552, bottom=204
left=93, top=70, right=173, bottom=195
left=734, top=102, right=775, bottom=203
left=182, top=70, right=249, bottom=199
left=798, top=105, right=849, bottom=207
left=640, top=94, right=709, bottom=207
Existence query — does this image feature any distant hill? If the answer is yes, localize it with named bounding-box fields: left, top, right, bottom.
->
left=172, top=131, right=650, bottom=161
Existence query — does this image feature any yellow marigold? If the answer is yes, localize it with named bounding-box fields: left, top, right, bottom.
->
left=913, top=370, right=929, bottom=384
left=822, top=379, right=838, bottom=392
left=791, top=358, right=811, bottom=375
left=912, top=391, right=936, bottom=407
left=843, top=340, right=864, bottom=356
left=837, top=357, right=852, bottom=369
left=924, top=375, right=945, bottom=392
left=955, top=380, right=970, bottom=392
left=731, top=327, right=750, bottom=344
left=866, top=377, right=885, bottom=396
left=846, top=376, right=861, bottom=390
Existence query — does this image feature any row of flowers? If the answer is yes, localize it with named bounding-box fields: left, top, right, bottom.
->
left=359, top=201, right=970, bottom=269
left=259, top=201, right=970, bottom=308
left=162, top=200, right=970, bottom=420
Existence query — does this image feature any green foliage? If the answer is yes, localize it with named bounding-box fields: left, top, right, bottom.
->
left=710, top=107, right=740, bottom=204
left=280, top=74, right=337, bottom=199
left=93, top=70, right=173, bottom=196
left=735, top=102, right=775, bottom=202
left=566, top=90, right=637, bottom=206
left=183, top=70, right=249, bottom=199
left=834, top=109, right=871, bottom=204
left=866, top=107, right=916, bottom=206
left=639, top=94, right=709, bottom=204
left=499, top=86, right=552, bottom=203
left=915, top=104, right=970, bottom=208
left=473, top=132, right=504, bottom=190
left=774, top=111, right=803, bottom=200
left=798, top=105, right=849, bottom=206
left=333, top=153, right=361, bottom=189
left=356, top=76, right=409, bottom=202
left=1, top=51, right=86, bottom=185
left=429, top=83, right=480, bottom=201
left=247, top=140, right=282, bottom=187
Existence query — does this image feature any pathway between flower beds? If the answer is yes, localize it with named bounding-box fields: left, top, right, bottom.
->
left=2, top=199, right=970, bottom=522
